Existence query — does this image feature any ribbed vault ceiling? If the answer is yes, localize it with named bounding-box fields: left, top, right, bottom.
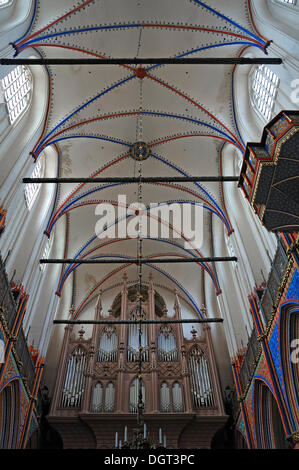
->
left=14, top=0, right=268, bottom=316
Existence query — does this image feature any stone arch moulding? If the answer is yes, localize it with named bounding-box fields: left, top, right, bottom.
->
left=252, top=377, right=288, bottom=449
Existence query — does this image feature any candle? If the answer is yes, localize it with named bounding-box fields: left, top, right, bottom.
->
left=163, top=434, right=166, bottom=448
left=159, top=428, right=162, bottom=444
left=115, top=432, right=118, bottom=448
left=143, top=423, right=146, bottom=438
left=124, top=426, right=128, bottom=442
left=119, top=440, right=122, bottom=449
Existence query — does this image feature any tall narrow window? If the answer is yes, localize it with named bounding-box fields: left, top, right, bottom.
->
left=251, top=65, right=279, bottom=121
left=157, top=326, right=178, bottom=361
left=1, top=65, right=32, bottom=124
left=98, top=326, right=118, bottom=362
left=91, top=383, right=103, bottom=413
left=172, top=382, right=184, bottom=412
left=40, top=236, right=54, bottom=272
left=24, top=158, right=43, bottom=210
left=104, top=382, right=115, bottom=412
left=61, top=346, right=87, bottom=408
left=129, top=377, right=145, bottom=413
left=160, top=382, right=171, bottom=412
left=189, top=345, right=214, bottom=408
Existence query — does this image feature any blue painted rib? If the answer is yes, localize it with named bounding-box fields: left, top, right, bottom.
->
left=191, top=0, right=265, bottom=44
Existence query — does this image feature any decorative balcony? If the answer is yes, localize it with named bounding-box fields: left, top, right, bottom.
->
left=237, top=239, right=289, bottom=396
left=239, top=110, right=299, bottom=232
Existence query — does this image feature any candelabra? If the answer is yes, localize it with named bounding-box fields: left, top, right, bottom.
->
left=113, top=73, right=167, bottom=450
left=114, top=425, right=167, bottom=450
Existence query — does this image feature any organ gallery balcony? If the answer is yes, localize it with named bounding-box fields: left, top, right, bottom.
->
left=239, top=110, right=299, bottom=232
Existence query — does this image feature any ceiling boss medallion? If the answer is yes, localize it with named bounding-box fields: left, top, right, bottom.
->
left=130, top=141, right=150, bottom=161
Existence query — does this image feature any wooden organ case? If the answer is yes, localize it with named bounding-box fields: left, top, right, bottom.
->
left=48, top=274, right=227, bottom=448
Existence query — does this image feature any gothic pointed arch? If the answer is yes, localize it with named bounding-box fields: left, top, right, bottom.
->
left=0, top=379, right=20, bottom=449
left=253, top=379, right=288, bottom=449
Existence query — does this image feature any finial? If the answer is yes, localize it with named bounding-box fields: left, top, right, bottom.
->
left=69, top=304, right=75, bottom=317
left=191, top=326, right=197, bottom=341
left=78, top=326, right=85, bottom=339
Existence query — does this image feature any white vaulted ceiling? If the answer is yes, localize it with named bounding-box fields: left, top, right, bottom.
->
left=13, top=0, right=268, bottom=319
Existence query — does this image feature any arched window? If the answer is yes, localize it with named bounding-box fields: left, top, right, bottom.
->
left=157, top=326, right=178, bottom=361
left=127, top=309, right=149, bottom=362
left=24, top=158, right=44, bottom=210
left=1, top=65, right=32, bottom=125
left=250, top=65, right=279, bottom=121
left=61, top=346, right=87, bottom=408
left=172, top=382, right=184, bottom=412
left=189, top=345, right=214, bottom=408
left=98, top=326, right=118, bottom=362
left=129, top=377, right=145, bottom=413
left=91, top=383, right=103, bottom=413
left=104, top=382, right=115, bottom=412
left=160, top=382, right=171, bottom=412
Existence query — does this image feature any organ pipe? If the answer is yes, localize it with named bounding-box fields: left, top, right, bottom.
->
left=172, top=383, right=184, bottom=412
left=98, top=327, right=118, bottom=362
left=158, top=327, right=178, bottom=362
left=160, top=382, right=171, bottom=412
left=61, top=347, right=87, bottom=408
left=129, top=377, right=145, bottom=413
left=189, top=348, right=214, bottom=408
left=104, top=382, right=115, bottom=412
left=127, top=310, right=149, bottom=362
left=91, top=383, right=103, bottom=412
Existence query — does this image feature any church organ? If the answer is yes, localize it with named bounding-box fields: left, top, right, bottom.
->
left=48, top=274, right=226, bottom=449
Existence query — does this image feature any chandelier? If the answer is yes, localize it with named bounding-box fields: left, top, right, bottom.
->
left=113, top=77, right=167, bottom=450
left=115, top=423, right=167, bottom=450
